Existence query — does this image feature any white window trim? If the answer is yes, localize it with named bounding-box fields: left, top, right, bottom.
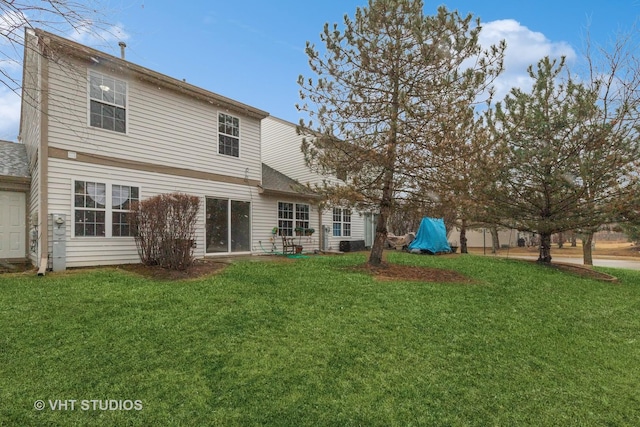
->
left=332, top=207, right=352, bottom=237
left=204, top=197, right=252, bottom=255
left=277, top=201, right=310, bottom=236
left=217, top=111, right=241, bottom=159
left=71, top=177, right=140, bottom=238
left=87, top=70, right=129, bottom=135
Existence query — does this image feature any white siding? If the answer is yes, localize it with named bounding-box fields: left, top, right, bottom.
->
left=252, top=195, right=321, bottom=254
left=48, top=158, right=267, bottom=267
left=262, top=116, right=340, bottom=187
left=450, top=227, right=519, bottom=248
left=21, top=32, right=42, bottom=265
left=45, top=58, right=263, bottom=183
left=262, top=116, right=368, bottom=249
left=28, top=163, right=39, bottom=264
left=321, top=207, right=366, bottom=251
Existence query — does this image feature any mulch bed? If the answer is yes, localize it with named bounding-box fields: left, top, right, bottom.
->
left=118, top=258, right=229, bottom=281
left=4, top=254, right=617, bottom=284
left=542, top=262, right=618, bottom=282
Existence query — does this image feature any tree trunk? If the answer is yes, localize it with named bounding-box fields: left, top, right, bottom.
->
left=368, top=171, right=394, bottom=266
left=538, top=232, right=552, bottom=263
left=490, top=226, right=499, bottom=253
left=582, top=231, right=594, bottom=266
left=460, top=218, right=468, bottom=254
left=570, top=233, right=577, bottom=247
left=369, top=59, right=399, bottom=267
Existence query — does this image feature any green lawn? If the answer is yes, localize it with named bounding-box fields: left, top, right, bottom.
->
left=1, top=253, right=639, bottom=426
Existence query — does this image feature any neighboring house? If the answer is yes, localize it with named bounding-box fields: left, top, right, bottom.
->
left=18, top=28, right=318, bottom=270
left=449, top=226, right=520, bottom=248
left=262, top=116, right=374, bottom=251
left=0, top=141, right=30, bottom=261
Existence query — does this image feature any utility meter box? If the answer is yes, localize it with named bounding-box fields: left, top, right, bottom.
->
left=322, top=225, right=330, bottom=251
left=51, top=213, right=66, bottom=272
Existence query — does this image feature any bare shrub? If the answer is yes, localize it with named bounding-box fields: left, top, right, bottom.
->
left=130, top=193, right=200, bottom=270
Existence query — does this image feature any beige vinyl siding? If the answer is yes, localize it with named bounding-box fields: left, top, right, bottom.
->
left=450, top=227, right=518, bottom=248
left=20, top=33, right=42, bottom=265
left=27, top=164, right=39, bottom=264
left=45, top=59, right=262, bottom=183
left=251, top=194, right=321, bottom=254
left=20, top=37, right=41, bottom=167
left=322, top=207, right=366, bottom=251
left=261, top=116, right=341, bottom=187
left=263, top=116, right=368, bottom=249
left=48, top=158, right=265, bottom=267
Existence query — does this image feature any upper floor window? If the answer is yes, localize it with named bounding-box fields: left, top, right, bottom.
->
left=218, top=112, right=239, bottom=157
left=89, top=71, right=127, bottom=133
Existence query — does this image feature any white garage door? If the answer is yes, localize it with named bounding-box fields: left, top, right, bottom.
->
left=0, top=191, right=26, bottom=259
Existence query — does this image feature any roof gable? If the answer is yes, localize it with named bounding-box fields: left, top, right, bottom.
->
left=32, top=28, right=269, bottom=121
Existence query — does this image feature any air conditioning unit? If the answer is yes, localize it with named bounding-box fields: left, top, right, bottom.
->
left=339, top=240, right=366, bottom=252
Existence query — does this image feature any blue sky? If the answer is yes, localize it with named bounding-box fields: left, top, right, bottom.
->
left=1, top=0, right=639, bottom=141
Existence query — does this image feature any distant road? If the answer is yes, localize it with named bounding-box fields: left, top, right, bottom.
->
left=499, top=255, right=640, bottom=271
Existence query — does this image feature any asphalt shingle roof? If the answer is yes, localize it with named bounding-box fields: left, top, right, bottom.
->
left=0, top=140, right=29, bottom=178
left=261, top=163, right=318, bottom=198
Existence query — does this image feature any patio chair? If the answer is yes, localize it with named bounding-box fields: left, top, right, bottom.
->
left=282, top=236, right=296, bottom=254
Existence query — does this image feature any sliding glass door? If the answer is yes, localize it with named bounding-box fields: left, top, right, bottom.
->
left=206, top=198, right=251, bottom=254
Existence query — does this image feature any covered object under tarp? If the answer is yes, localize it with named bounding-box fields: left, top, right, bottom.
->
left=408, top=217, right=451, bottom=254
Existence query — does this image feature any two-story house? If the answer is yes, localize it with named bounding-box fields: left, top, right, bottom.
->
left=18, top=28, right=323, bottom=271
left=262, top=116, right=373, bottom=251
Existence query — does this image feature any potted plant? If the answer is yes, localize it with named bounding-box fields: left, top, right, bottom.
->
left=271, top=226, right=278, bottom=235
left=304, top=227, right=315, bottom=236
left=295, top=226, right=304, bottom=236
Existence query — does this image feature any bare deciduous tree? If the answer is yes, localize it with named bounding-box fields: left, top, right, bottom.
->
left=1, top=1, right=116, bottom=93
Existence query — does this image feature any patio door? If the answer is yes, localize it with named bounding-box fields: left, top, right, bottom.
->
left=206, top=198, right=251, bottom=254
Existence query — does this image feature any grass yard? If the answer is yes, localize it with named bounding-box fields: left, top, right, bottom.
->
left=1, top=253, right=639, bottom=426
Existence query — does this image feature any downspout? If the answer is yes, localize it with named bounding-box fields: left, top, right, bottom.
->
left=37, top=38, right=50, bottom=276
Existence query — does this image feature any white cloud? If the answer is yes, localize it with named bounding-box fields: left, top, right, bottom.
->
left=0, top=88, right=21, bottom=141
left=479, top=19, right=577, bottom=100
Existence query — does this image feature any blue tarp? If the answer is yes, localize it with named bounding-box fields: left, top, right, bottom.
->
left=408, top=217, right=451, bottom=254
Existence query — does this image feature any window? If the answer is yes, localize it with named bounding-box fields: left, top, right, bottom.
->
left=278, top=202, right=293, bottom=236
left=89, top=71, right=127, bottom=133
left=74, top=181, right=106, bottom=237
left=333, top=207, right=351, bottom=237
left=74, top=180, right=139, bottom=237
left=112, top=185, right=139, bottom=237
left=278, top=202, right=310, bottom=236
left=296, top=204, right=310, bottom=231
left=206, top=198, right=251, bottom=253
left=218, top=112, right=239, bottom=157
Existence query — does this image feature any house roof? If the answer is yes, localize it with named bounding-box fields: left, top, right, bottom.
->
left=0, top=140, right=29, bottom=179
left=260, top=163, right=320, bottom=200
left=30, top=28, right=269, bottom=121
